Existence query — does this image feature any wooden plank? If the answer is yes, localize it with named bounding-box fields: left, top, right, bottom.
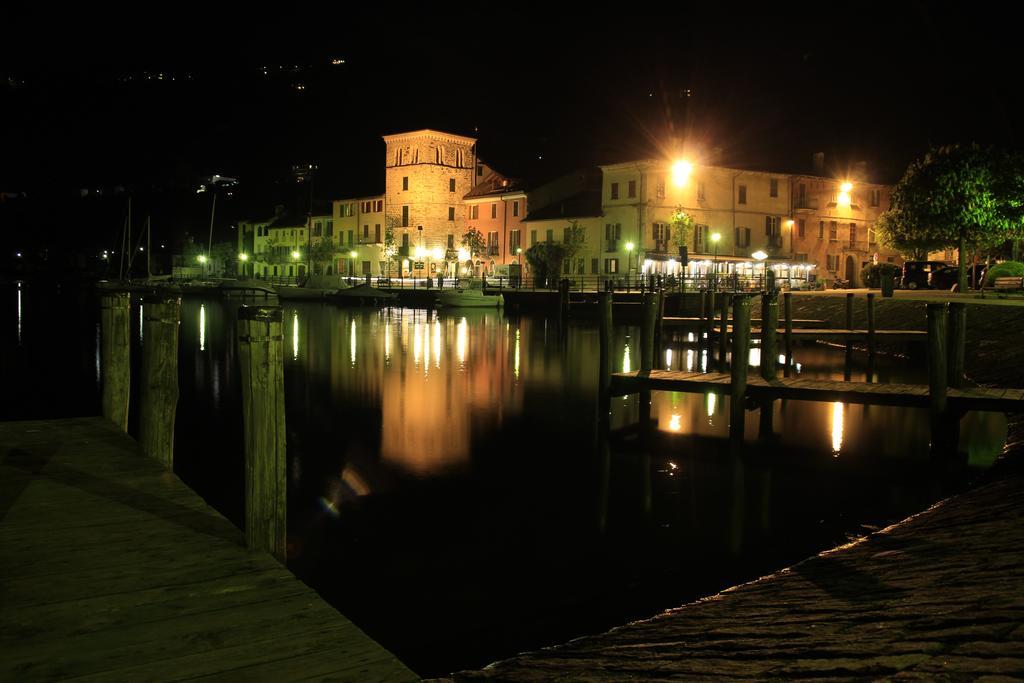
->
left=0, top=417, right=415, bottom=681
left=610, top=371, right=1024, bottom=411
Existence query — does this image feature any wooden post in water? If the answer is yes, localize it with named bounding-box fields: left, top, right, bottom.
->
left=730, top=295, right=751, bottom=441
left=844, top=292, right=855, bottom=380
left=706, top=288, right=716, bottom=345
left=237, top=306, right=287, bottom=562
left=654, top=289, right=666, bottom=360
left=948, top=302, right=967, bottom=389
left=866, top=293, right=877, bottom=382
left=698, top=288, right=706, bottom=336
left=927, top=303, right=951, bottom=457
left=718, top=293, right=730, bottom=372
left=559, top=278, right=571, bottom=323
left=640, top=292, right=658, bottom=374
left=783, top=292, right=793, bottom=377
left=758, top=292, right=778, bottom=438
left=598, top=291, right=613, bottom=402
left=760, top=291, right=778, bottom=381
left=100, top=292, right=132, bottom=432
left=139, top=295, right=181, bottom=469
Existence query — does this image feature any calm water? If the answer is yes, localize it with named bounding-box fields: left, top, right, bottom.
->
left=1, top=282, right=1007, bottom=676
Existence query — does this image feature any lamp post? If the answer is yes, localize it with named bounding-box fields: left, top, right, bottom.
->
left=349, top=250, right=357, bottom=279
left=238, top=252, right=249, bottom=278
left=710, top=232, right=721, bottom=290
left=197, top=253, right=207, bottom=279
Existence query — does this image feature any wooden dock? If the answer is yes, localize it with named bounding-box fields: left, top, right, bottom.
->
left=665, top=324, right=927, bottom=343
left=611, top=370, right=1024, bottom=412
left=662, top=316, right=826, bottom=329
left=0, top=417, right=416, bottom=682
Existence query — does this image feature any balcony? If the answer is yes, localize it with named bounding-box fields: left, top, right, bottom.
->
left=606, top=240, right=619, bottom=253
left=398, top=245, right=410, bottom=258
left=848, top=241, right=868, bottom=252
left=767, top=234, right=783, bottom=248
left=487, top=245, right=500, bottom=256
left=793, top=197, right=819, bottom=211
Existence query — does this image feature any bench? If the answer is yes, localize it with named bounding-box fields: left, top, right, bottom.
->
left=995, top=276, right=1024, bottom=291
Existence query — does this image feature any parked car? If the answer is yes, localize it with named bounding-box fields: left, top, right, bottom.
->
left=930, top=264, right=988, bottom=291
left=900, top=261, right=948, bottom=289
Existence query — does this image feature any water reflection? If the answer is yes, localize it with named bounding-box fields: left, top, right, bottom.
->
left=16, top=282, right=22, bottom=345
left=199, top=304, right=206, bottom=351
left=831, top=402, right=845, bottom=456
left=154, top=298, right=1009, bottom=677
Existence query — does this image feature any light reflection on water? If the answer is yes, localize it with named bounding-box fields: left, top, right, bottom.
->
left=94, top=295, right=1017, bottom=676
left=3, top=285, right=1014, bottom=678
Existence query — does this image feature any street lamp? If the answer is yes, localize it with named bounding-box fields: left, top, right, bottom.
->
left=290, top=250, right=301, bottom=260
left=625, top=241, right=635, bottom=281
left=671, top=160, right=693, bottom=187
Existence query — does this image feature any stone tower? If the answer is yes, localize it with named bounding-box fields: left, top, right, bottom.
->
left=383, top=129, right=476, bottom=273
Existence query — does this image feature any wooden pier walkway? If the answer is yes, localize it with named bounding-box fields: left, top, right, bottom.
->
left=0, top=417, right=416, bottom=682
left=666, top=324, right=927, bottom=343
left=611, top=370, right=1024, bottom=412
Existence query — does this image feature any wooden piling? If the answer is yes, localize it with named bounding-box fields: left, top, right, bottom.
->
left=237, top=305, right=287, bottom=562
left=718, top=293, right=730, bottom=372
left=100, top=292, right=131, bottom=432
left=760, top=291, right=778, bottom=381
left=706, top=289, right=716, bottom=340
left=640, top=292, right=658, bottom=373
left=598, top=291, right=613, bottom=400
left=783, top=292, right=793, bottom=377
left=654, top=289, right=666, bottom=358
left=842, top=293, right=854, bottom=380
left=730, top=295, right=751, bottom=441
left=867, top=293, right=877, bottom=360
left=139, top=295, right=181, bottom=469
left=698, top=288, right=706, bottom=335
left=558, top=278, right=570, bottom=323
left=927, top=303, right=951, bottom=457
left=948, top=302, right=967, bottom=389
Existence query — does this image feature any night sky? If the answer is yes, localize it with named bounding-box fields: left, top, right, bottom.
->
left=1, top=4, right=1019, bottom=257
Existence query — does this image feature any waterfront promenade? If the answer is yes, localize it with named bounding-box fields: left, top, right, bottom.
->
left=0, top=417, right=415, bottom=682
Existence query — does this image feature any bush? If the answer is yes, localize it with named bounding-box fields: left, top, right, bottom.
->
left=985, top=261, right=1024, bottom=285
left=860, top=262, right=900, bottom=288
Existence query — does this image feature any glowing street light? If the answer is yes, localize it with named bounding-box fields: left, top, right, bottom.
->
left=625, top=241, right=636, bottom=278
left=349, top=250, right=358, bottom=258
left=671, top=160, right=693, bottom=187
left=710, top=232, right=721, bottom=283
left=290, top=250, right=301, bottom=260
left=197, top=254, right=207, bottom=264
left=838, top=181, right=853, bottom=206
left=238, top=253, right=249, bottom=261
left=431, top=246, right=444, bottom=261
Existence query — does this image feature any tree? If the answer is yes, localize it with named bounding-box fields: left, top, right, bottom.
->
left=671, top=208, right=695, bottom=252
left=461, top=228, right=486, bottom=259
left=562, top=220, right=587, bottom=274
left=525, top=241, right=566, bottom=288
left=383, top=222, right=398, bottom=278
left=309, top=237, right=336, bottom=275
left=877, top=144, right=1024, bottom=291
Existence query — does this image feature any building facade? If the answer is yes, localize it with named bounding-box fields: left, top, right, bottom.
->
left=383, top=129, right=478, bottom=279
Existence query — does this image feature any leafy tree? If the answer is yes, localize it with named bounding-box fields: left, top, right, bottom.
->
left=525, top=241, right=566, bottom=288
left=383, top=222, right=398, bottom=278
left=461, top=228, right=486, bottom=259
left=562, top=220, right=587, bottom=274
left=878, top=144, right=1024, bottom=291
left=671, top=208, right=695, bottom=251
left=309, top=236, right=336, bottom=275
